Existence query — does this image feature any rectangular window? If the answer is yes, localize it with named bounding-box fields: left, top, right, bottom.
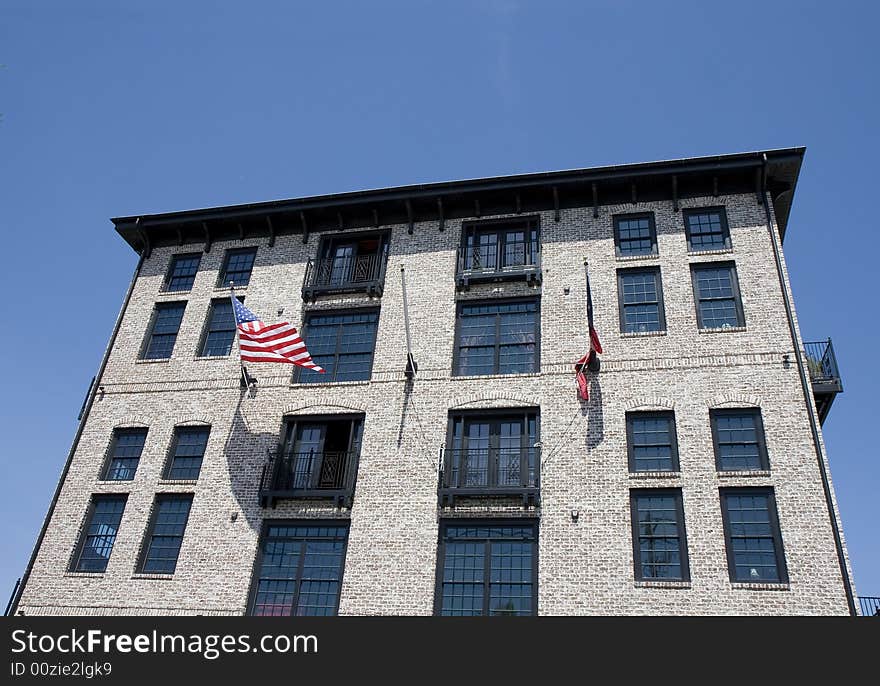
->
left=199, top=297, right=241, bottom=357
left=297, top=310, right=379, bottom=383
left=102, top=428, right=147, bottom=481
left=614, top=213, right=657, bottom=256
left=248, top=522, right=349, bottom=616
left=71, top=495, right=127, bottom=573
left=218, top=247, right=257, bottom=287
left=630, top=490, right=690, bottom=581
left=163, top=253, right=201, bottom=292
left=305, top=232, right=389, bottom=295
left=720, top=488, right=787, bottom=583
left=454, top=299, right=539, bottom=376
left=141, top=302, right=186, bottom=360
left=618, top=268, right=665, bottom=333
left=435, top=521, right=537, bottom=616
left=691, top=263, right=744, bottom=329
left=460, top=217, right=540, bottom=272
left=684, top=207, right=731, bottom=251
left=164, top=427, right=210, bottom=481
left=140, top=494, right=193, bottom=574
left=626, top=412, right=679, bottom=472
left=711, top=409, right=769, bottom=471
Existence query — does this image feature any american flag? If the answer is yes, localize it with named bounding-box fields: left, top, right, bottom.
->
left=574, top=262, right=602, bottom=400
left=231, top=295, right=324, bottom=372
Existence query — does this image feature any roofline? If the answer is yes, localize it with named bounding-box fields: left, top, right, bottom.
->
left=112, top=147, right=805, bottom=253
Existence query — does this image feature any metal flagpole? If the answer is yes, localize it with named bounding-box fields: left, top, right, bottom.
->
left=400, top=264, right=417, bottom=379
left=229, top=282, right=254, bottom=388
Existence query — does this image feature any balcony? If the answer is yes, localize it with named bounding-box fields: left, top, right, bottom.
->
left=259, top=449, right=358, bottom=508
left=302, top=249, right=388, bottom=300
left=438, top=447, right=540, bottom=507
left=859, top=596, right=880, bottom=616
left=804, top=339, right=843, bottom=424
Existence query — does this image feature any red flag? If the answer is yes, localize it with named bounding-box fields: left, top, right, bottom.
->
left=574, top=262, right=602, bottom=400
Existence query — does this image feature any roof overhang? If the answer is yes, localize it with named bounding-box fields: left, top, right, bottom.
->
left=112, top=147, right=804, bottom=256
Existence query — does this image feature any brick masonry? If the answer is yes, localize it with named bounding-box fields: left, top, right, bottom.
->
left=16, top=190, right=856, bottom=615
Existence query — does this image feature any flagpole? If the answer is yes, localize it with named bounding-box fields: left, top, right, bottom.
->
left=229, top=281, right=253, bottom=388
left=583, top=258, right=600, bottom=372
left=400, top=264, right=417, bottom=379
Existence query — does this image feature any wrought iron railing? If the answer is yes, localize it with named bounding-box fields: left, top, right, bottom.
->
left=859, top=596, right=880, bottom=616
left=438, top=447, right=540, bottom=506
left=455, top=243, right=541, bottom=288
left=804, top=339, right=841, bottom=385
left=302, top=251, right=387, bottom=298
left=259, top=449, right=359, bottom=508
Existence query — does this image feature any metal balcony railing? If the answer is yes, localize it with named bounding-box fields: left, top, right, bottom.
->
left=302, top=251, right=387, bottom=299
left=803, top=339, right=843, bottom=423
left=455, top=243, right=541, bottom=289
left=259, top=449, right=359, bottom=508
left=859, top=596, right=880, bottom=616
left=438, top=447, right=540, bottom=507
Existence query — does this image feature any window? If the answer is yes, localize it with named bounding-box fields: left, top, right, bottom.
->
left=101, top=428, right=147, bottom=481
left=435, top=521, right=537, bottom=616
left=454, top=299, right=539, bottom=376
left=304, top=232, right=389, bottom=297
left=248, top=522, right=349, bottom=616
left=218, top=247, right=257, bottom=287
left=614, top=213, right=657, bottom=257
left=720, top=488, right=787, bottom=583
left=711, top=409, right=769, bottom=471
left=441, top=410, right=539, bottom=504
left=199, top=297, right=241, bottom=357
left=460, top=217, right=540, bottom=272
left=684, top=207, right=731, bottom=251
left=141, top=302, right=186, bottom=360
left=691, top=263, right=744, bottom=329
left=139, top=494, right=193, bottom=574
left=626, top=412, right=679, bottom=472
left=71, top=495, right=127, bottom=573
left=163, top=253, right=201, bottom=292
left=297, top=310, right=379, bottom=383
left=163, top=427, right=210, bottom=481
left=630, top=490, right=690, bottom=581
left=617, top=268, right=665, bottom=333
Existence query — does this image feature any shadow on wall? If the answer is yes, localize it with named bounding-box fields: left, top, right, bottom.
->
left=586, top=377, right=604, bottom=451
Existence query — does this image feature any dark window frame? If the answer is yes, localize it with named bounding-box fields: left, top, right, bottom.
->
left=629, top=488, right=691, bottom=582
left=614, top=212, right=658, bottom=257
left=69, top=494, right=128, bottom=573
left=140, top=301, right=186, bottom=360
left=719, top=487, right=789, bottom=584
left=459, top=215, right=541, bottom=271
left=137, top=493, right=194, bottom=575
left=626, top=411, right=680, bottom=473
left=162, top=425, right=211, bottom=481
left=162, top=252, right=202, bottom=292
left=690, top=262, right=745, bottom=330
left=294, top=307, right=381, bottom=384
left=99, top=427, right=148, bottom=481
left=452, top=297, right=541, bottom=377
left=197, top=296, right=242, bottom=357
left=217, top=247, right=258, bottom=288
left=433, top=518, right=539, bottom=617
left=617, top=267, right=667, bottom=333
left=305, top=229, right=391, bottom=298
left=245, top=519, right=350, bottom=616
left=683, top=206, right=732, bottom=252
left=710, top=408, right=770, bottom=472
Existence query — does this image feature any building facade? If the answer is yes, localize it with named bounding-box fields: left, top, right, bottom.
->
left=12, top=148, right=857, bottom=616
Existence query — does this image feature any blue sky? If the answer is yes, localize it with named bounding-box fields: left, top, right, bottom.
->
left=1, top=1, right=877, bottom=606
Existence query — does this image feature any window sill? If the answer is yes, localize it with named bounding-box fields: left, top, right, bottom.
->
left=629, top=471, right=681, bottom=479
left=451, top=371, right=541, bottom=381
left=64, top=572, right=105, bottom=579
left=158, top=288, right=192, bottom=296
left=290, top=379, right=372, bottom=389
left=214, top=284, right=247, bottom=294
left=697, top=326, right=746, bottom=334
left=194, top=355, right=232, bottom=361
left=687, top=248, right=734, bottom=257
left=717, top=470, right=771, bottom=478
left=615, top=253, right=659, bottom=262
left=620, top=330, right=667, bottom=338
left=135, top=358, right=171, bottom=364
left=94, top=479, right=135, bottom=485
left=730, top=582, right=790, bottom=591
left=131, top=573, right=175, bottom=580
left=634, top=580, right=691, bottom=589
left=158, top=479, right=199, bottom=486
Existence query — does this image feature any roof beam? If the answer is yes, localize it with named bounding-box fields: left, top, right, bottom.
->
left=266, top=216, right=275, bottom=247
left=202, top=221, right=211, bottom=252
left=592, top=182, right=598, bottom=218
left=405, top=199, right=414, bottom=234
left=300, top=211, right=309, bottom=244
left=437, top=197, right=445, bottom=231
left=672, top=175, right=679, bottom=212
left=552, top=186, right=560, bottom=222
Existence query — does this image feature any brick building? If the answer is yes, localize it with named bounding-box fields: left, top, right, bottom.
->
left=11, top=148, right=858, bottom=616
